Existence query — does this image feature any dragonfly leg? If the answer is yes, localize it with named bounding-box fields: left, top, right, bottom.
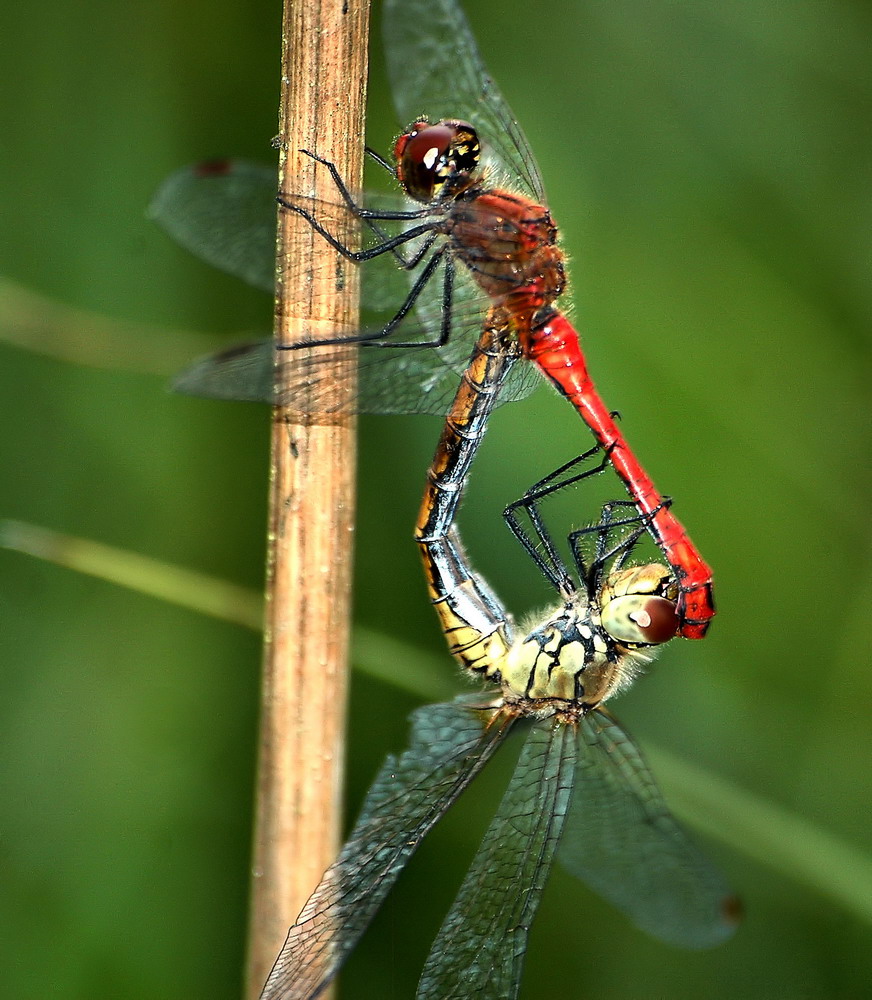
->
left=298, top=148, right=432, bottom=221
left=277, top=248, right=455, bottom=351
left=569, top=497, right=674, bottom=597
left=363, top=247, right=454, bottom=348
left=570, top=501, right=647, bottom=593
left=364, top=145, right=395, bottom=176
left=503, top=447, right=675, bottom=599
left=277, top=195, right=436, bottom=263
left=355, top=247, right=454, bottom=348
left=363, top=251, right=455, bottom=349
left=502, top=446, right=610, bottom=593
left=383, top=229, right=439, bottom=271
left=296, top=148, right=443, bottom=268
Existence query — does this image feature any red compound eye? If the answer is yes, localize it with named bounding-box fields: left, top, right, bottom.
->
left=601, top=594, right=679, bottom=646
left=627, top=596, right=680, bottom=645
left=394, top=120, right=480, bottom=202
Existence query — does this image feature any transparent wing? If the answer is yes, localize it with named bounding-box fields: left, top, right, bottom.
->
left=172, top=338, right=476, bottom=417
left=148, top=160, right=413, bottom=310
left=383, top=0, right=546, bottom=201
left=417, top=719, right=576, bottom=1000
left=259, top=699, right=514, bottom=1000
left=170, top=321, right=541, bottom=418
left=151, top=160, right=542, bottom=414
left=149, top=160, right=277, bottom=292
left=558, top=710, right=740, bottom=949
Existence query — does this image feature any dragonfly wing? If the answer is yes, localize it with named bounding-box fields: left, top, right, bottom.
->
left=260, top=698, right=513, bottom=1000
left=558, top=710, right=739, bottom=949
left=149, top=161, right=278, bottom=293
left=172, top=325, right=541, bottom=415
left=416, top=718, right=576, bottom=1000
left=171, top=339, right=465, bottom=415
left=500, top=362, right=543, bottom=411
left=383, top=0, right=546, bottom=202
left=172, top=339, right=276, bottom=404
left=149, top=161, right=417, bottom=312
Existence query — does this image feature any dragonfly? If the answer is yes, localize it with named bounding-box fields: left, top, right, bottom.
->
left=259, top=380, right=737, bottom=1000
left=259, top=322, right=737, bottom=1000
left=150, top=0, right=715, bottom=639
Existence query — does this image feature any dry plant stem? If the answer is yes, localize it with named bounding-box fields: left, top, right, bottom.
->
left=246, top=1, right=370, bottom=997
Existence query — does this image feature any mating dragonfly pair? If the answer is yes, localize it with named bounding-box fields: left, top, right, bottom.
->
left=152, top=0, right=737, bottom=996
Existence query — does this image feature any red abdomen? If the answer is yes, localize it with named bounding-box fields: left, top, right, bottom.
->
left=522, top=311, right=715, bottom=639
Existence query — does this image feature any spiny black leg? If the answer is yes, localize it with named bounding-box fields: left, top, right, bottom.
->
left=277, top=196, right=436, bottom=263
left=277, top=246, right=450, bottom=352
left=348, top=205, right=437, bottom=270
left=513, top=445, right=610, bottom=505
left=292, top=150, right=442, bottom=267
left=570, top=500, right=645, bottom=596
left=353, top=249, right=457, bottom=350
left=364, top=145, right=396, bottom=176
left=434, top=254, right=455, bottom=348
left=503, top=447, right=609, bottom=593
left=360, top=246, right=449, bottom=348
left=298, top=149, right=432, bottom=221
left=503, top=497, right=571, bottom=594
left=570, top=498, right=673, bottom=596
left=388, top=229, right=439, bottom=272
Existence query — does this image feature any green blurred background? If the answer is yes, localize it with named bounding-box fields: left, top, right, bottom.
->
left=2, top=0, right=871, bottom=996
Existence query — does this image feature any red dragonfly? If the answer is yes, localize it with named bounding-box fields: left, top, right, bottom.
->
left=151, top=0, right=715, bottom=638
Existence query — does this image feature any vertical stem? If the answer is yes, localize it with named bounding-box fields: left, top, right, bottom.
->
left=246, top=1, right=370, bottom=997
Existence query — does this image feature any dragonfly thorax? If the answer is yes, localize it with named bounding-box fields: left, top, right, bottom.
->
left=394, top=119, right=481, bottom=202
left=503, top=600, right=643, bottom=705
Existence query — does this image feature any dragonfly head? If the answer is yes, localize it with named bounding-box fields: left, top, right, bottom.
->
left=394, top=119, right=481, bottom=202
left=599, top=563, right=679, bottom=647
left=501, top=563, right=678, bottom=708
